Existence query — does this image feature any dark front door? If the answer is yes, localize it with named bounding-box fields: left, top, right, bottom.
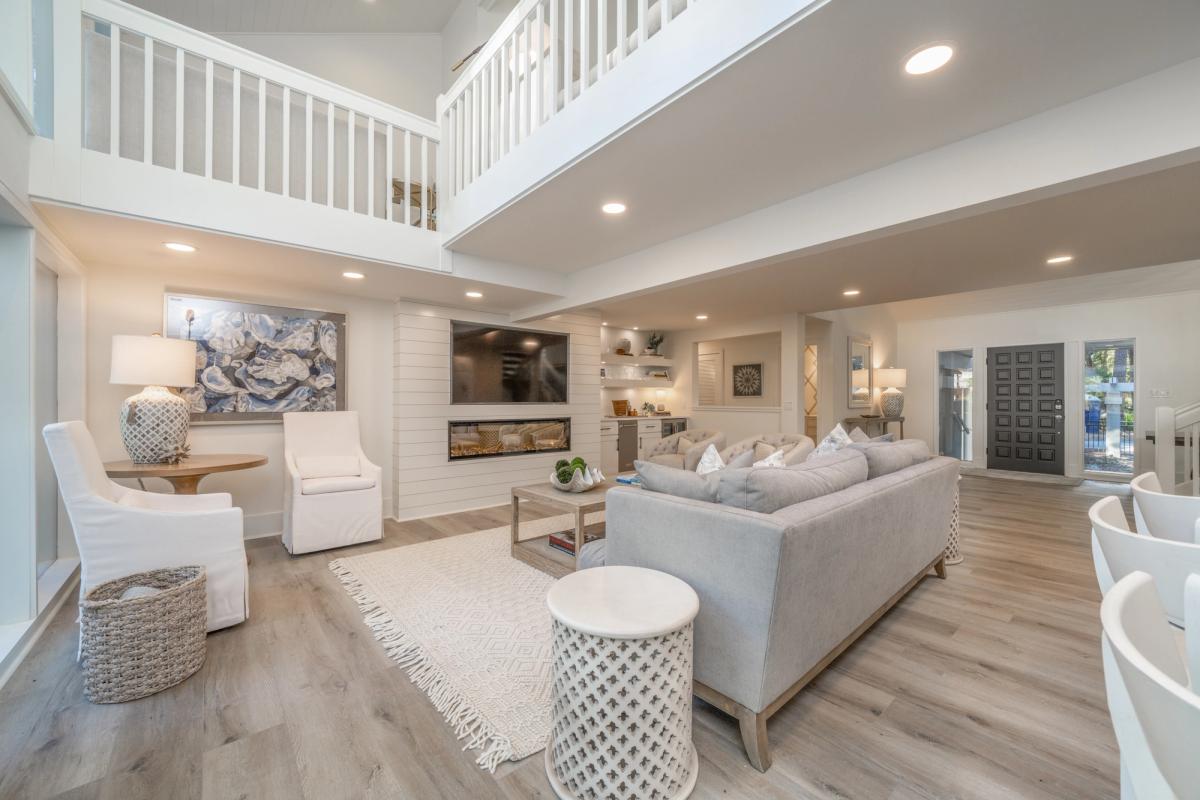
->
left=987, top=343, right=1065, bottom=475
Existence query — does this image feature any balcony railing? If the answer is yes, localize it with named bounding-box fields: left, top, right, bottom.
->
left=78, top=0, right=440, bottom=231
left=439, top=0, right=690, bottom=200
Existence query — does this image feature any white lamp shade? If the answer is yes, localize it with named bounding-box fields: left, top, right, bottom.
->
left=875, top=367, right=907, bottom=389
left=110, top=335, right=196, bottom=387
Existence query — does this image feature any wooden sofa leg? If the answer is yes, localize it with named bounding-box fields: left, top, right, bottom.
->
left=934, top=555, right=947, bottom=579
left=736, top=707, right=772, bottom=772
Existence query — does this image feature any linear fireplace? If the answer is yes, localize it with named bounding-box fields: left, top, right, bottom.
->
left=448, top=418, right=571, bottom=461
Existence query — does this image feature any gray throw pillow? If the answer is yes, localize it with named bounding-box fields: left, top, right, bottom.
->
left=846, top=439, right=931, bottom=479
left=716, top=449, right=868, bottom=513
left=726, top=449, right=755, bottom=469
left=635, top=459, right=720, bottom=502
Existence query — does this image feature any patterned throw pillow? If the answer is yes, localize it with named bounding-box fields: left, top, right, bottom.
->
left=847, top=426, right=871, bottom=443
left=753, top=448, right=786, bottom=468
left=814, top=423, right=853, bottom=456
left=695, top=443, right=725, bottom=475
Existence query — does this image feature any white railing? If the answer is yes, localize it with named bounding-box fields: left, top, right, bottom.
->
left=1155, top=402, right=1200, bottom=496
left=438, top=0, right=691, bottom=198
left=78, top=0, right=440, bottom=231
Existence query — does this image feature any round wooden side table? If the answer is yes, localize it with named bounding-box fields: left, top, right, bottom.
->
left=103, top=453, right=268, bottom=494
left=545, top=566, right=700, bottom=800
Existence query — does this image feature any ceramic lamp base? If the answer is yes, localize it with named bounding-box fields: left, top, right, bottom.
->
left=120, top=386, right=191, bottom=463
left=881, top=389, right=905, bottom=418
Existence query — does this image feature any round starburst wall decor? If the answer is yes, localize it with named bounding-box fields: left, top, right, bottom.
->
left=732, top=363, right=763, bottom=397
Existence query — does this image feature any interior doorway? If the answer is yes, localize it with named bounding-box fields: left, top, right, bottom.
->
left=804, top=344, right=818, bottom=440
left=986, top=343, right=1065, bottom=475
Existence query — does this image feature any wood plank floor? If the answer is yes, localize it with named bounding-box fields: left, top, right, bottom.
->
left=0, top=476, right=1126, bottom=799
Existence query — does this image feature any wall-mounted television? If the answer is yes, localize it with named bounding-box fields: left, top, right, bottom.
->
left=451, top=321, right=569, bottom=404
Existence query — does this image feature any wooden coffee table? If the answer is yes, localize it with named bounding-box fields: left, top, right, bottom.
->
left=511, top=479, right=626, bottom=577
left=104, top=453, right=268, bottom=494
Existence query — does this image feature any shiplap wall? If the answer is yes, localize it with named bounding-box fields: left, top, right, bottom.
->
left=393, top=302, right=601, bottom=520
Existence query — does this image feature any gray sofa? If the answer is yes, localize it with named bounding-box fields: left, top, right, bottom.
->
left=604, top=445, right=959, bottom=771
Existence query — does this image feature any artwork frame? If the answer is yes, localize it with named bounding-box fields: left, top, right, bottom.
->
left=163, top=293, right=347, bottom=424
left=732, top=362, right=764, bottom=398
left=848, top=336, right=873, bottom=409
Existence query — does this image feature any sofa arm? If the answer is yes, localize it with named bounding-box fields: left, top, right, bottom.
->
left=605, top=487, right=788, bottom=712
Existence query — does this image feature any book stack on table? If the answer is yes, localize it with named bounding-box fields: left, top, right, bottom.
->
left=548, top=530, right=603, bottom=556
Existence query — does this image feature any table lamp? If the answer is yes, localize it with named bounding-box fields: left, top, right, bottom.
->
left=875, top=367, right=907, bottom=418
left=110, top=334, right=197, bottom=463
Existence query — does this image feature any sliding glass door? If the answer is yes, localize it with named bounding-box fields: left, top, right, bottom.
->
left=937, top=350, right=973, bottom=461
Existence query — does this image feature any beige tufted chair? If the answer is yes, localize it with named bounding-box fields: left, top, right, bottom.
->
left=719, top=433, right=815, bottom=465
left=645, top=429, right=725, bottom=470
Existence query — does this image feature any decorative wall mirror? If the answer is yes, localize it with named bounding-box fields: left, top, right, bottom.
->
left=848, top=337, right=873, bottom=409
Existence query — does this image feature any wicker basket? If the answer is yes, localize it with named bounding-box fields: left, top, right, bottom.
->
left=80, top=566, right=208, bottom=704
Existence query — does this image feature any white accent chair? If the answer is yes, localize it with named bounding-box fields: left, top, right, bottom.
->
left=1101, top=571, right=1200, bottom=799
left=1090, top=496, right=1200, bottom=625
left=42, top=421, right=248, bottom=632
left=1131, top=472, right=1200, bottom=543
left=719, top=433, right=815, bottom=465
left=283, top=411, right=382, bottom=554
left=644, top=430, right=725, bottom=471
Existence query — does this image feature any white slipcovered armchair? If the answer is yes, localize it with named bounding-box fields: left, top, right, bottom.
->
left=42, top=421, right=248, bottom=632
left=283, top=411, right=382, bottom=554
left=720, top=433, right=815, bottom=465
left=645, top=429, right=725, bottom=471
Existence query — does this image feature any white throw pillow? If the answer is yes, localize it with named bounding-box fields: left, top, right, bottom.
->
left=752, top=448, right=786, bottom=468
left=695, top=443, right=725, bottom=476
left=814, top=424, right=853, bottom=456
left=296, top=454, right=361, bottom=480
left=847, top=426, right=871, bottom=443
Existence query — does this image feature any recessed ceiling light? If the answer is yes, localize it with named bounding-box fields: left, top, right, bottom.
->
left=601, top=202, right=626, bottom=215
left=602, top=321, right=608, bottom=326
left=632, top=326, right=639, bottom=330
left=843, top=289, right=861, bottom=297
left=1046, top=254, right=1074, bottom=265
left=904, top=43, right=954, bottom=75
left=164, top=242, right=195, bottom=252
left=695, top=314, right=708, bottom=320
left=465, top=291, right=483, bottom=298
left=342, top=271, right=364, bottom=280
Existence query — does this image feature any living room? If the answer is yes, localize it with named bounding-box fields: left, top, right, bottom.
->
left=3, top=1, right=1200, bottom=798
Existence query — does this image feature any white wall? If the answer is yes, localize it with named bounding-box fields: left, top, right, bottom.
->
left=393, top=303, right=599, bottom=520
left=85, top=262, right=394, bottom=538
left=218, top=33, right=442, bottom=119
left=896, top=262, right=1200, bottom=478
left=440, top=0, right=517, bottom=91
left=697, top=333, right=781, bottom=407
left=0, top=0, right=34, bottom=126
left=806, top=305, right=898, bottom=438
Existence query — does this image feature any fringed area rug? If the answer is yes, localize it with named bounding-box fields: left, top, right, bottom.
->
left=329, top=512, right=603, bottom=771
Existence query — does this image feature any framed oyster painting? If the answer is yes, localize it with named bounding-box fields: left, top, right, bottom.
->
left=163, top=293, right=346, bottom=422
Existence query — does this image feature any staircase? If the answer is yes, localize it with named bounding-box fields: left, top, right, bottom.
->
left=1155, top=401, right=1200, bottom=495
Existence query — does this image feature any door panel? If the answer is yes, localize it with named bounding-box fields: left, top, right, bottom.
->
left=987, top=343, right=1064, bottom=475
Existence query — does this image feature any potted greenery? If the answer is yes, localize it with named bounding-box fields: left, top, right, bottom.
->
left=644, top=331, right=665, bottom=356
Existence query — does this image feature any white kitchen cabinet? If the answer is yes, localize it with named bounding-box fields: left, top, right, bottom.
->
left=637, top=419, right=662, bottom=460
left=600, top=420, right=619, bottom=475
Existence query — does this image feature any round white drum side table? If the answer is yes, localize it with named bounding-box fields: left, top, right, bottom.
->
left=545, top=566, right=701, bottom=800
left=945, top=475, right=964, bottom=565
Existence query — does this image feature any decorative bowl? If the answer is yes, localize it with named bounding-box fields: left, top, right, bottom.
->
left=550, top=466, right=605, bottom=493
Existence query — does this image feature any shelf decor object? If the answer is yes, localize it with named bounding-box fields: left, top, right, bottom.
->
left=876, top=367, right=908, bottom=418
left=110, top=334, right=198, bottom=463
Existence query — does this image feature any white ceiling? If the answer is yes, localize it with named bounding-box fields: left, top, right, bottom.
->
left=126, top=0, right=457, bottom=34
left=589, top=162, right=1200, bottom=330
left=34, top=204, right=558, bottom=313
left=450, top=0, right=1200, bottom=271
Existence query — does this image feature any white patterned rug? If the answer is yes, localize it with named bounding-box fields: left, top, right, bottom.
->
left=329, top=512, right=602, bottom=771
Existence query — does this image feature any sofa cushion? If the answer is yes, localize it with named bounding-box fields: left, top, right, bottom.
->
left=716, top=449, right=868, bottom=513
left=636, top=460, right=720, bottom=502
left=846, top=439, right=931, bottom=479
left=782, top=439, right=815, bottom=465
left=727, top=449, right=755, bottom=469
left=301, top=475, right=376, bottom=495
left=647, top=453, right=686, bottom=470
left=296, top=455, right=361, bottom=480
left=753, top=448, right=786, bottom=468
left=578, top=538, right=607, bottom=569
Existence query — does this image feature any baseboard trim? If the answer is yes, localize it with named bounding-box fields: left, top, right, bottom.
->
left=961, top=467, right=1083, bottom=486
